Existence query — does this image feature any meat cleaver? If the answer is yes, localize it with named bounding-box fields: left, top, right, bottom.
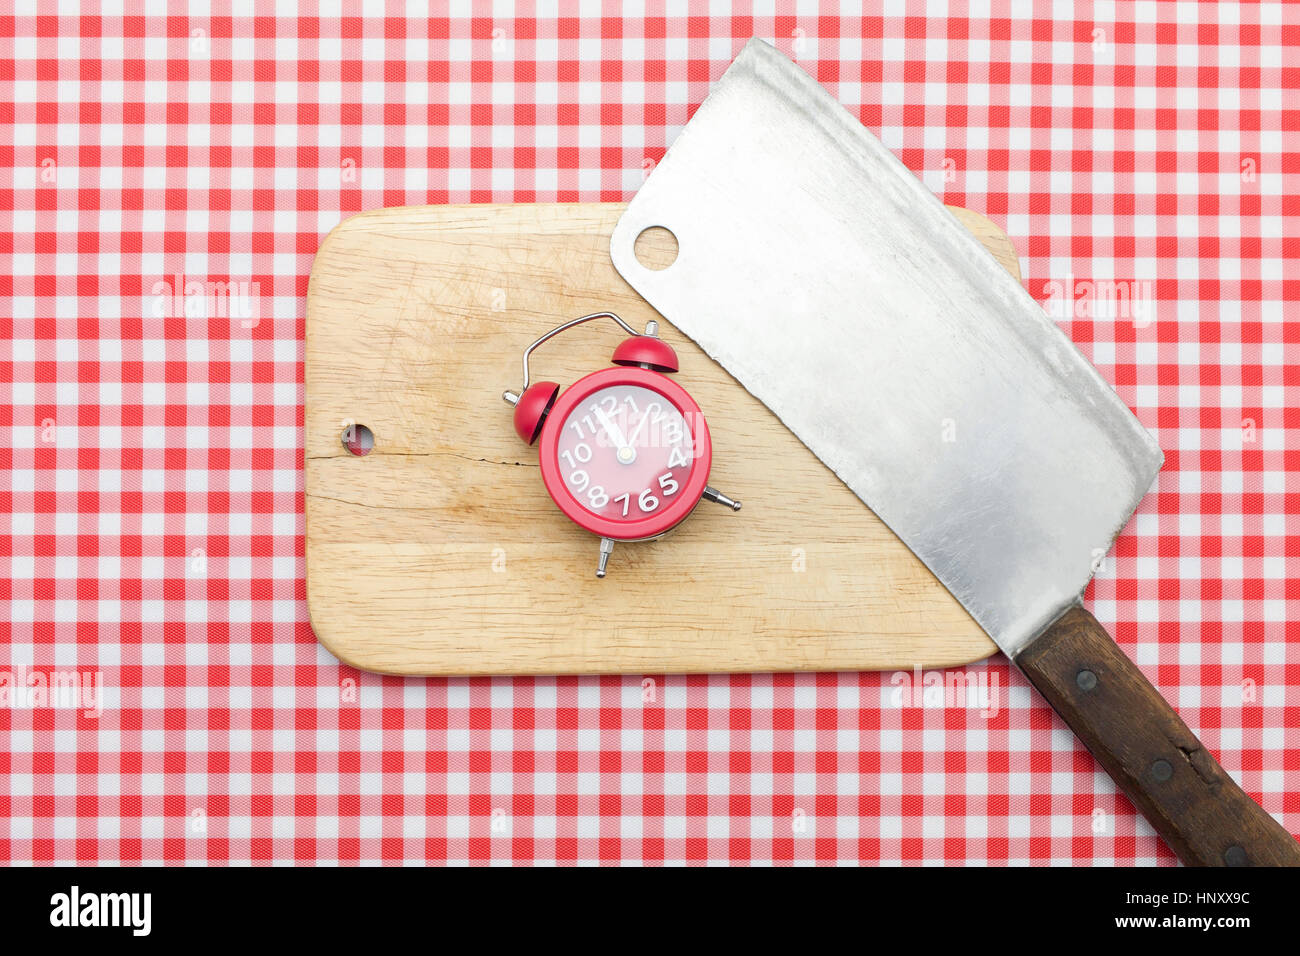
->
left=610, top=38, right=1299, bottom=866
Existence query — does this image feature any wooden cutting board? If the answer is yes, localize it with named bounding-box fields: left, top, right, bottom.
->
left=306, top=202, right=1019, bottom=675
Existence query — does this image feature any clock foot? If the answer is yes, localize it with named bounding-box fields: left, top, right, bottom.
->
left=595, top=537, right=615, bottom=578
left=702, top=486, right=742, bottom=512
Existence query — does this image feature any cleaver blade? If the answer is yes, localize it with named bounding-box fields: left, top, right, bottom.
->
left=610, top=38, right=1300, bottom=866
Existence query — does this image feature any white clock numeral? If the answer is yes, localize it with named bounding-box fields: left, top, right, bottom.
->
left=561, top=443, right=592, bottom=467
left=556, top=387, right=699, bottom=520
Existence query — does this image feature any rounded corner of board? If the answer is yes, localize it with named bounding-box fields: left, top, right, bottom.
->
left=313, top=206, right=403, bottom=264
left=304, top=594, right=365, bottom=672
left=928, top=638, right=1001, bottom=670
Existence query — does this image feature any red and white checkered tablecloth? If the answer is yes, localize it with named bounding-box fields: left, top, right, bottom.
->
left=1, top=3, right=1296, bottom=866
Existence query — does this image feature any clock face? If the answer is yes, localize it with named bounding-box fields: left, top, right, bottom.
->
left=552, top=383, right=699, bottom=524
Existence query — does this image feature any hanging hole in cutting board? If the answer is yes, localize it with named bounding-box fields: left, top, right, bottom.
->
left=633, top=226, right=678, bottom=271
left=342, top=422, right=373, bottom=456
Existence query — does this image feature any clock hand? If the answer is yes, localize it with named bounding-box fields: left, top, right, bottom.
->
left=592, top=406, right=629, bottom=450
left=626, top=407, right=653, bottom=448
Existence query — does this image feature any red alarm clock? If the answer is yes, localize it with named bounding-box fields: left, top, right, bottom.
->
left=503, top=312, right=741, bottom=577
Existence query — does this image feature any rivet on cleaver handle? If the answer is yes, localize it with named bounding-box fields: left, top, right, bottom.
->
left=610, top=38, right=1299, bottom=865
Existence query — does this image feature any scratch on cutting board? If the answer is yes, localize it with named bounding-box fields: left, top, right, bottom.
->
left=306, top=451, right=534, bottom=467
left=305, top=492, right=432, bottom=512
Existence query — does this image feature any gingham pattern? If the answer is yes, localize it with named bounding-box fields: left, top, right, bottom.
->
left=0, top=3, right=1295, bottom=865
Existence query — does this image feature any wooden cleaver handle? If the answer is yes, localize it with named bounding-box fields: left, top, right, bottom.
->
left=1017, top=606, right=1300, bottom=866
